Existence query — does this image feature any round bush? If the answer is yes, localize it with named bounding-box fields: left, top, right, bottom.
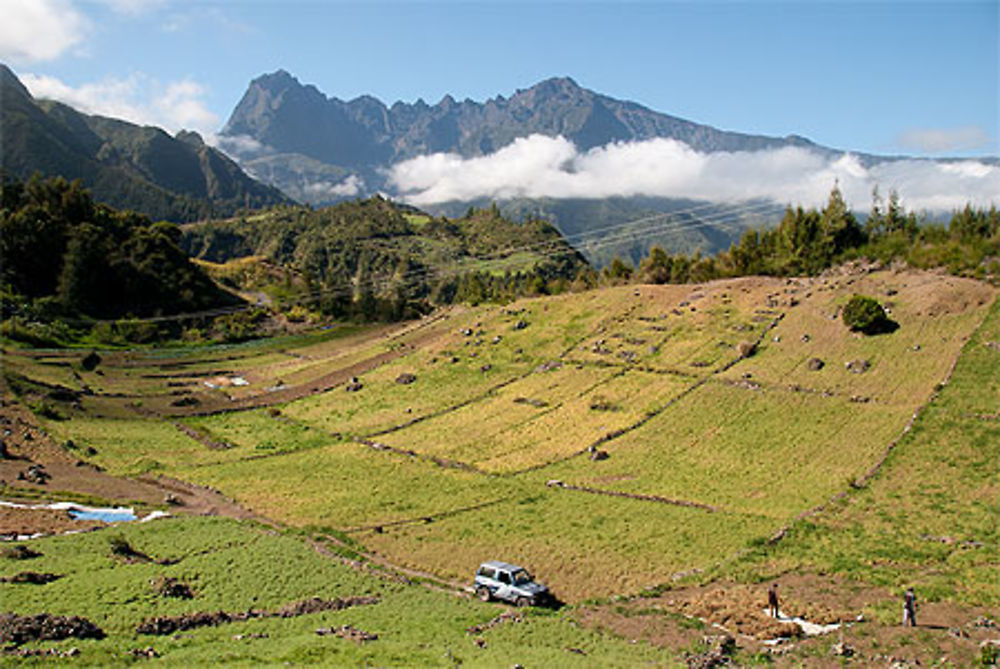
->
left=842, top=295, right=891, bottom=334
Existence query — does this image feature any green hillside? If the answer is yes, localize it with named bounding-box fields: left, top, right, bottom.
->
left=3, top=265, right=996, bottom=664
left=0, top=175, right=240, bottom=327
left=180, top=200, right=590, bottom=320
left=0, top=64, right=290, bottom=223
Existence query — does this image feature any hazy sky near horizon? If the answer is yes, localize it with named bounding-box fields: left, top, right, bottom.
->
left=4, top=0, right=997, bottom=160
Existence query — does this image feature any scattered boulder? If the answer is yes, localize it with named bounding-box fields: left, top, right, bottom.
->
left=686, top=634, right=736, bottom=669
left=845, top=359, right=871, bottom=374
left=395, top=373, right=417, bottom=385
left=480, top=364, right=492, bottom=372
left=345, top=380, right=363, bottom=392
left=807, top=358, right=825, bottom=371
left=17, top=464, right=50, bottom=484
left=736, top=341, right=757, bottom=359
left=513, top=397, right=548, bottom=408
left=129, top=647, right=159, bottom=659
left=589, top=450, right=609, bottom=461
left=513, top=320, right=528, bottom=331
left=81, top=351, right=102, bottom=371
left=830, top=642, right=855, bottom=657
left=315, top=625, right=377, bottom=643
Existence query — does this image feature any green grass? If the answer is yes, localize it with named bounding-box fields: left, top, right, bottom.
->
left=707, top=291, right=1000, bottom=606
left=8, top=271, right=997, bottom=615
left=173, top=441, right=516, bottom=530
left=539, top=381, right=911, bottom=518
left=362, top=489, right=775, bottom=602
left=1, top=516, right=681, bottom=666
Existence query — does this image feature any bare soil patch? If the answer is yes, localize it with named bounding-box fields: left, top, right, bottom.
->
left=136, top=595, right=379, bottom=635
left=0, top=613, right=104, bottom=645
left=578, top=574, right=1000, bottom=666
left=0, top=394, right=265, bottom=537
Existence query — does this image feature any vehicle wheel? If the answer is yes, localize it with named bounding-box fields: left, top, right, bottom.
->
left=515, top=596, right=532, bottom=608
left=477, top=586, right=491, bottom=602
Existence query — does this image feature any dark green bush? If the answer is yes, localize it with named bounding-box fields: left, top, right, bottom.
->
left=842, top=295, right=896, bottom=335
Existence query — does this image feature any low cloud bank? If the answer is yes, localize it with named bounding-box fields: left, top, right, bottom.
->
left=388, top=135, right=999, bottom=212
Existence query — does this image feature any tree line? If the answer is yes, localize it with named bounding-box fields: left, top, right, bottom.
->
left=612, top=186, right=999, bottom=286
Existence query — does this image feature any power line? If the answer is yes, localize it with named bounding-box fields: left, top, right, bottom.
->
left=71, top=198, right=786, bottom=325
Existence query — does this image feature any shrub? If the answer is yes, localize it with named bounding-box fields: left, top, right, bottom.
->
left=841, top=295, right=896, bottom=335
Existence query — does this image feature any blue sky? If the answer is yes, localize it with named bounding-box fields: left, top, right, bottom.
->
left=4, top=0, right=997, bottom=159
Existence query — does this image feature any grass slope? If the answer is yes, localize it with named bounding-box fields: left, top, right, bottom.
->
left=1, top=516, right=679, bottom=666
left=707, top=290, right=1000, bottom=608
left=9, top=268, right=996, bottom=608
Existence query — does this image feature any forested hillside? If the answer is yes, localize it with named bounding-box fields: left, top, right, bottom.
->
left=181, top=200, right=590, bottom=320
left=0, top=175, right=241, bottom=337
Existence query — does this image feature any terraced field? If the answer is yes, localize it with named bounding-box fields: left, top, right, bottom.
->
left=6, top=266, right=993, bottom=610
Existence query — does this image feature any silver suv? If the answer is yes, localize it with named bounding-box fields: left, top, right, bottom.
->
left=473, top=560, right=550, bottom=607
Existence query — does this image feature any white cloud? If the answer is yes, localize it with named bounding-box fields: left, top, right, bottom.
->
left=215, top=134, right=272, bottom=158
left=305, top=175, right=365, bottom=199
left=388, top=135, right=1000, bottom=213
left=897, top=125, right=994, bottom=154
left=21, top=72, right=219, bottom=136
left=0, top=0, right=89, bottom=63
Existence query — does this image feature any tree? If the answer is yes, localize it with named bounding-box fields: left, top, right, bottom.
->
left=820, top=183, right=864, bottom=255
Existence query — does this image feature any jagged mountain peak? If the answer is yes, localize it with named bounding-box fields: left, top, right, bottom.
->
left=219, top=69, right=837, bottom=204
left=251, top=68, right=301, bottom=91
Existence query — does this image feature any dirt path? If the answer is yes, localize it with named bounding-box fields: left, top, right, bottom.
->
left=155, top=314, right=454, bottom=418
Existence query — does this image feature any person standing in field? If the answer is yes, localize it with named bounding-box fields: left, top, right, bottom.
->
left=903, top=588, right=917, bottom=626
left=768, top=583, right=779, bottom=619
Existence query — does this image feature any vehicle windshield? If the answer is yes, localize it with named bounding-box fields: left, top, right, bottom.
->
left=512, top=569, right=532, bottom=585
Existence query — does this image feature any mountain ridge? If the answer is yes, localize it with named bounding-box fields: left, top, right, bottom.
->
left=1, top=64, right=292, bottom=222
left=222, top=70, right=828, bottom=173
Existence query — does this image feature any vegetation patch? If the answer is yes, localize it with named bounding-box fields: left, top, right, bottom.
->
left=0, top=613, right=105, bottom=645
left=842, top=294, right=897, bottom=334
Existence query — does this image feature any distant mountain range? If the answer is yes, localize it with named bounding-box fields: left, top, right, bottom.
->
left=1, top=64, right=290, bottom=222
left=220, top=70, right=833, bottom=262
left=220, top=70, right=832, bottom=203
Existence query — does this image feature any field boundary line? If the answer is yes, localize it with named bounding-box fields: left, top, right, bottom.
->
left=510, top=313, right=786, bottom=476
left=340, top=496, right=511, bottom=534
left=543, top=480, right=724, bottom=513
left=766, top=299, right=985, bottom=545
